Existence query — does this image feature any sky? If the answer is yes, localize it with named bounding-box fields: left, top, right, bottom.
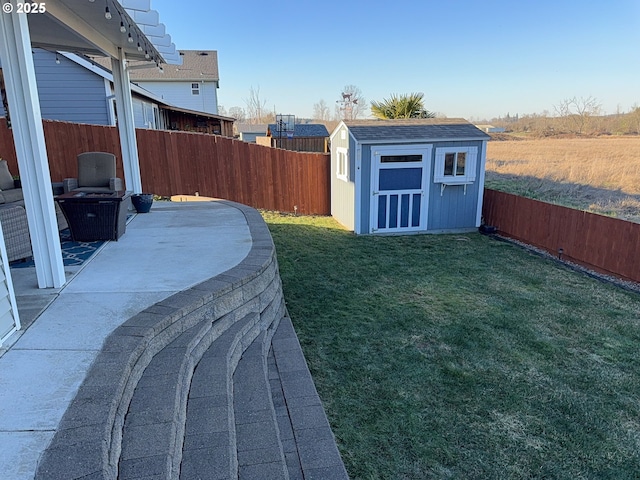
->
left=149, top=0, right=640, bottom=121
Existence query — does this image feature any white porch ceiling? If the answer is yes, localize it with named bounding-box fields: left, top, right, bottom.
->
left=26, top=0, right=181, bottom=64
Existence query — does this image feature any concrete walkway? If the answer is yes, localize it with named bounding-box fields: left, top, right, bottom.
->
left=0, top=200, right=347, bottom=479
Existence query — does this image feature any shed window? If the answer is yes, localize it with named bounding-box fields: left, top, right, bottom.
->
left=456, top=153, right=466, bottom=175
left=434, top=147, right=477, bottom=184
left=337, top=147, right=348, bottom=181
left=381, top=154, right=422, bottom=163
left=191, top=83, right=200, bottom=95
left=443, top=152, right=466, bottom=177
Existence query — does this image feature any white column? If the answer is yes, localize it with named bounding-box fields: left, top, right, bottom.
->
left=0, top=5, right=65, bottom=288
left=111, top=50, right=142, bottom=193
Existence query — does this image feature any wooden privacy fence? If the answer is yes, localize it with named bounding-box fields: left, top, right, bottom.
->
left=483, top=188, right=640, bottom=283
left=0, top=119, right=331, bottom=215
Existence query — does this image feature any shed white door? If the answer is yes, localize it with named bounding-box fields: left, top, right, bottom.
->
left=371, top=145, right=431, bottom=233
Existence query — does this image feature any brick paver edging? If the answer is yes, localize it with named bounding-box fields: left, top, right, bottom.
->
left=35, top=200, right=280, bottom=479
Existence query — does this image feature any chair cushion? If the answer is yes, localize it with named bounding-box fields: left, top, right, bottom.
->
left=77, top=152, right=116, bottom=188
left=0, top=160, right=16, bottom=191
left=0, top=188, right=24, bottom=204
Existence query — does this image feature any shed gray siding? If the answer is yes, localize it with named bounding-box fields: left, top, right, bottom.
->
left=239, top=132, right=260, bottom=143
left=426, top=140, right=484, bottom=231
left=332, top=120, right=489, bottom=235
left=358, top=139, right=485, bottom=233
left=330, top=124, right=355, bottom=230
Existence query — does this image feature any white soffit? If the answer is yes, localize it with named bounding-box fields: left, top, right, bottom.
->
left=25, top=0, right=181, bottom=65
left=27, top=0, right=160, bottom=63
left=119, top=0, right=182, bottom=65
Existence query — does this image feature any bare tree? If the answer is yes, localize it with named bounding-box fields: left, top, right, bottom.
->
left=554, top=96, right=601, bottom=134
left=245, top=86, right=268, bottom=124
left=623, top=104, right=640, bottom=134
left=336, top=85, right=365, bottom=120
left=228, top=106, right=246, bottom=123
left=313, top=99, right=331, bottom=121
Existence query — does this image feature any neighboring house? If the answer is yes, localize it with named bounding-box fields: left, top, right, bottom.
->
left=0, top=49, right=233, bottom=136
left=125, top=50, right=220, bottom=115
left=260, top=123, right=329, bottom=152
left=330, top=118, right=490, bottom=234
left=236, top=123, right=269, bottom=143
left=0, top=49, right=111, bottom=125
left=476, top=124, right=506, bottom=133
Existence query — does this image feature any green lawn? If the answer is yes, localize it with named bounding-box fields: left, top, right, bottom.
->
left=263, top=212, right=640, bottom=480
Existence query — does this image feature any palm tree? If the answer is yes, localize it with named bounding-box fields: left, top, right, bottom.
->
left=370, top=92, right=436, bottom=119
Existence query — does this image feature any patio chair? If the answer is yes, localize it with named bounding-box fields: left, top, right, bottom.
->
left=62, top=152, right=124, bottom=193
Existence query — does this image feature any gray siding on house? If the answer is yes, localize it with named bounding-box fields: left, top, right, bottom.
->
left=0, top=51, right=196, bottom=132
left=33, top=50, right=110, bottom=125
left=330, top=125, right=355, bottom=230
left=1, top=50, right=109, bottom=123
left=134, top=80, right=218, bottom=115
left=132, top=99, right=145, bottom=128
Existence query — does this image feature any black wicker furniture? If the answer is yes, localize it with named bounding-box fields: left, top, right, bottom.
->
left=0, top=204, right=32, bottom=262
left=56, top=191, right=132, bottom=241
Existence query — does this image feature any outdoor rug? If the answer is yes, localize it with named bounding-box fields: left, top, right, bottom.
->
left=11, top=229, right=104, bottom=268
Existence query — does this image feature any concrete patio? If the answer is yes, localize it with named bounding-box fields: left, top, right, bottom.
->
left=0, top=200, right=347, bottom=479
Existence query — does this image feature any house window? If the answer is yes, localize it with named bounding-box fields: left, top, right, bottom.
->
left=434, top=147, right=477, bottom=184
left=191, top=83, right=200, bottom=95
left=337, top=147, right=348, bottom=181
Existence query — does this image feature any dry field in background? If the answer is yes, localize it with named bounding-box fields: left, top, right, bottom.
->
left=485, top=136, right=640, bottom=222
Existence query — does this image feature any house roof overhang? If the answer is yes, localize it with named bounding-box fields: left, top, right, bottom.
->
left=26, top=0, right=181, bottom=64
left=59, top=52, right=231, bottom=123
left=162, top=104, right=235, bottom=122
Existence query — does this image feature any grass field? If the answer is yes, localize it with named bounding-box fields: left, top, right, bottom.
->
left=264, top=212, right=640, bottom=479
left=485, top=136, right=640, bottom=222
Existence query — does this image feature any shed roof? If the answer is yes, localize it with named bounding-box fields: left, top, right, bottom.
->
left=268, top=123, right=329, bottom=137
left=343, top=118, right=489, bottom=142
left=237, top=123, right=268, bottom=134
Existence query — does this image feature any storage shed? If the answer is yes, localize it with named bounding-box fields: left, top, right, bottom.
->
left=330, top=119, right=490, bottom=234
left=263, top=123, right=330, bottom=152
